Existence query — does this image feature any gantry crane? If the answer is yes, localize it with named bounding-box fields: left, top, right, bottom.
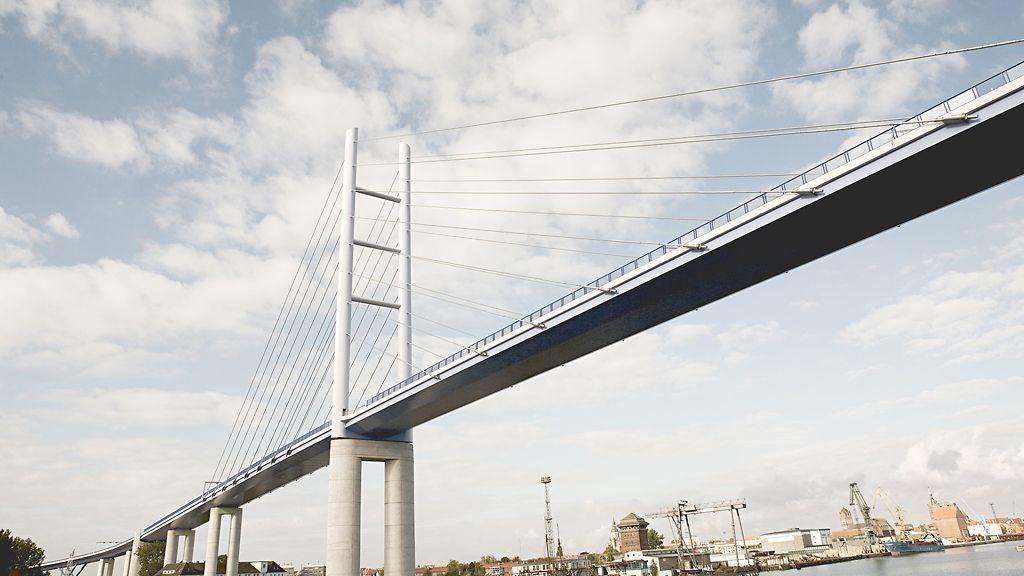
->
left=648, top=499, right=756, bottom=574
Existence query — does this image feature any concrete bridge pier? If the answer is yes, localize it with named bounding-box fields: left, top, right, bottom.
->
left=183, top=530, right=196, bottom=562
left=164, top=530, right=179, bottom=567
left=203, top=508, right=242, bottom=576
left=123, top=531, right=142, bottom=576
left=164, top=529, right=197, bottom=566
left=96, top=558, right=115, bottom=576
left=326, top=438, right=414, bottom=576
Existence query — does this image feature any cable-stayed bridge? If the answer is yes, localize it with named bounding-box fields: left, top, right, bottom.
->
left=40, top=52, right=1024, bottom=576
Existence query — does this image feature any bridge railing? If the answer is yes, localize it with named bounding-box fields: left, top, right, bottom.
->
left=145, top=422, right=331, bottom=533
left=360, top=59, right=1024, bottom=410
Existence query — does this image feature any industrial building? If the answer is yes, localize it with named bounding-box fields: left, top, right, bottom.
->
left=928, top=491, right=971, bottom=542
left=758, top=528, right=832, bottom=554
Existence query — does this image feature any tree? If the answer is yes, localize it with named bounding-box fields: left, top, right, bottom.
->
left=601, top=544, right=618, bottom=561
left=479, top=556, right=497, bottom=564
left=444, top=561, right=484, bottom=576
left=0, top=529, right=48, bottom=576
left=646, top=529, right=664, bottom=549
left=136, top=541, right=166, bottom=576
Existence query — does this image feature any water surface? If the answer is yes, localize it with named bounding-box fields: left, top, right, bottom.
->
left=793, top=541, right=1022, bottom=575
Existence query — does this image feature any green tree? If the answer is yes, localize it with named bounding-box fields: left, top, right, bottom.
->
left=136, top=541, right=166, bottom=576
left=601, top=544, right=618, bottom=561
left=646, top=529, right=663, bottom=549
left=0, top=529, right=48, bottom=576
left=479, top=556, right=497, bottom=564
left=498, top=557, right=510, bottom=564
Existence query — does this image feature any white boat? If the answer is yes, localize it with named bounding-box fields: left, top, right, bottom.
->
left=1016, top=544, right=1024, bottom=552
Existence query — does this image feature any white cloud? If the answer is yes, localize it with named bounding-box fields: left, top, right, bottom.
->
left=0, top=255, right=295, bottom=372
left=0, top=206, right=78, bottom=267
left=15, top=104, right=238, bottom=170
left=887, top=0, right=950, bottom=22
left=774, top=0, right=965, bottom=122
left=0, top=206, right=46, bottom=266
left=715, top=320, right=779, bottom=362
left=19, top=105, right=146, bottom=169
left=798, top=1, right=893, bottom=69
left=136, top=109, right=237, bottom=167
left=0, top=0, right=228, bottom=70
left=44, top=212, right=79, bottom=239
left=31, top=387, right=241, bottom=428
left=838, top=377, right=1011, bottom=418
left=840, top=263, right=1024, bottom=363
left=898, top=422, right=1024, bottom=485
left=791, top=298, right=819, bottom=310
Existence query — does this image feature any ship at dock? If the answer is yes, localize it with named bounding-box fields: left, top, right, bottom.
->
left=885, top=537, right=945, bottom=556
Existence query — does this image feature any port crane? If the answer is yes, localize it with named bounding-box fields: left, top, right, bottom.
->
left=873, top=487, right=908, bottom=533
left=849, top=483, right=878, bottom=553
left=648, top=499, right=757, bottom=574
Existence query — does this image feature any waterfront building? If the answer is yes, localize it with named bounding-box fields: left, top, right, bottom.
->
left=1002, top=517, right=1024, bottom=534
left=511, top=555, right=594, bottom=576
left=967, top=519, right=1006, bottom=540
left=759, top=528, right=832, bottom=554
left=927, top=493, right=971, bottom=542
left=252, top=562, right=287, bottom=576
left=482, top=562, right=514, bottom=576
left=616, top=514, right=650, bottom=553
left=415, top=565, right=447, bottom=576
left=596, top=550, right=714, bottom=576
left=298, top=565, right=325, bottom=576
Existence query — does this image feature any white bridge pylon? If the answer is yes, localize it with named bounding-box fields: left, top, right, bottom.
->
left=328, top=128, right=416, bottom=576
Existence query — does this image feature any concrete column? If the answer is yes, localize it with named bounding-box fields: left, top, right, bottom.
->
left=164, top=530, right=180, bottom=567
left=384, top=444, right=415, bottom=576
left=326, top=440, right=362, bottom=576
left=127, top=531, right=142, bottom=576
left=225, top=509, right=243, bottom=576
left=183, top=531, right=196, bottom=562
left=327, top=438, right=415, bottom=576
left=97, top=559, right=115, bottom=576
left=122, top=551, right=132, bottom=576
left=204, top=509, right=223, bottom=576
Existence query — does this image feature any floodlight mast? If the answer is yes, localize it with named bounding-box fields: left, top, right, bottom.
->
left=541, top=476, right=555, bottom=558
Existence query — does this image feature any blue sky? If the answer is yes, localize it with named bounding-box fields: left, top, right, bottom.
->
left=2, top=0, right=1024, bottom=569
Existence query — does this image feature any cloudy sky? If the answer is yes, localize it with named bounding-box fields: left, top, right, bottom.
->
left=3, top=0, right=1024, bottom=570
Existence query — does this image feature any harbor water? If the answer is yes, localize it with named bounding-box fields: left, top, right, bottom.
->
left=794, top=540, right=1022, bottom=575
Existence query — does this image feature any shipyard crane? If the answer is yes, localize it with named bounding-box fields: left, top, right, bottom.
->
left=648, top=499, right=756, bottom=574
left=850, top=483, right=878, bottom=553
left=874, top=487, right=908, bottom=533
